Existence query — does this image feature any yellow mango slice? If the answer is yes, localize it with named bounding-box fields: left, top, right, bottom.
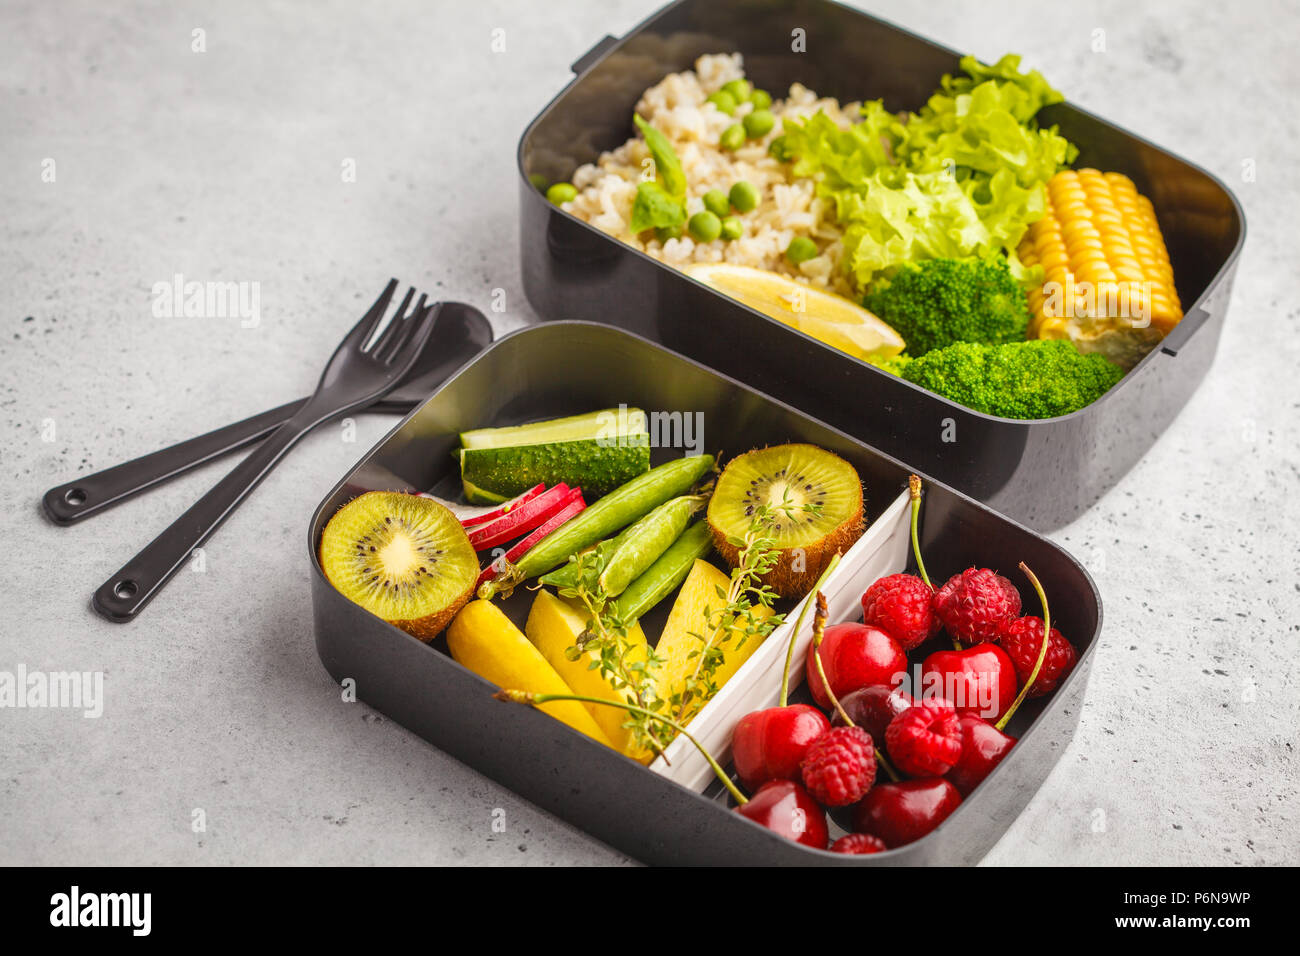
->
left=653, top=559, right=772, bottom=723
left=447, top=600, right=612, bottom=746
left=525, top=589, right=653, bottom=762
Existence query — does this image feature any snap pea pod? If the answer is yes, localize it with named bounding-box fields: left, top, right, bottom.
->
left=538, top=526, right=631, bottom=589
left=597, top=495, right=702, bottom=598
left=611, top=519, right=714, bottom=624
left=479, top=454, right=714, bottom=598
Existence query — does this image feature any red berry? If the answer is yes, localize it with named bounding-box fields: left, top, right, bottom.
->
left=852, top=778, right=962, bottom=849
left=933, top=568, right=1022, bottom=646
left=885, top=699, right=963, bottom=777
left=800, top=726, right=877, bottom=807
left=861, top=573, right=938, bottom=651
left=805, top=623, right=907, bottom=711
left=831, top=833, right=887, bottom=855
left=999, top=615, right=1078, bottom=697
left=734, top=780, right=829, bottom=849
left=833, top=684, right=914, bottom=741
left=732, top=705, right=831, bottom=792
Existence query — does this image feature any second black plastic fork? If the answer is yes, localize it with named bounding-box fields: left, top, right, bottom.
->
left=91, top=283, right=439, bottom=623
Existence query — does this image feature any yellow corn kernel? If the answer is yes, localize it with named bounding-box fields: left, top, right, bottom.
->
left=1018, top=169, right=1183, bottom=366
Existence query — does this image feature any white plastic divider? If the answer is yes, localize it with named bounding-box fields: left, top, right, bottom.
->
left=650, top=488, right=913, bottom=793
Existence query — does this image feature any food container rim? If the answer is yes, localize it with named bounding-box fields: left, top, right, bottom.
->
left=514, top=0, right=1247, bottom=427
left=306, top=319, right=1105, bottom=861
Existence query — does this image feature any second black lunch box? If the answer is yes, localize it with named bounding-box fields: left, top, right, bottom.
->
left=308, top=322, right=1101, bottom=865
left=516, top=0, right=1245, bottom=531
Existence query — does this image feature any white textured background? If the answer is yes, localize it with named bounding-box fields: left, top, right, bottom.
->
left=1, top=0, right=1296, bottom=865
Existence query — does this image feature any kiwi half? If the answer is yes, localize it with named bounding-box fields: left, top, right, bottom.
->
left=706, top=444, right=864, bottom=598
left=320, top=491, right=478, bottom=641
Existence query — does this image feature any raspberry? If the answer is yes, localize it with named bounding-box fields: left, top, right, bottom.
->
left=862, top=574, right=939, bottom=651
left=885, top=699, right=963, bottom=776
left=933, top=568, right=1021, bottom=646
left=1000, top=616, right=1078, bottom=697
left=800, top=726, right=877, bottom=807
left=831, top=833, right=888, bottom=855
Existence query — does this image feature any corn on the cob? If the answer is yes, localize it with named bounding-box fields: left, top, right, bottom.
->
left=1018, top=169, right=1182, bottom=368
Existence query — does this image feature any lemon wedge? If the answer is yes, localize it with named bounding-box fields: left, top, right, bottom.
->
left=685, top=263, right=905, bottom=362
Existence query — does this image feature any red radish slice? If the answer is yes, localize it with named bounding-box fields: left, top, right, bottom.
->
left=418, top=483, right=546, bottom=527
left=477, top=493, right=586, bottom=587
left=468, top=484, right=580, bottom=551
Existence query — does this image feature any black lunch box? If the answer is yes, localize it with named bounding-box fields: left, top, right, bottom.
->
left=516, top=0, right=1245, bottom=530
left=308, top=322, right=1101, bottom=865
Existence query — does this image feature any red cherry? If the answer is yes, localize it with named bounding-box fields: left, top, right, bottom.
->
left=920, top=643, right=1017, bottom=723
left=805, top=623, right=907, bottom=711
left=732, top=705, right=831, bottom=792
left=734, top=779, right=829, bottom=849
left=946, top=715, right=1016, bottom=796
left=832, top=684, right=914, bottom=740
left=852, top=778, right=962, bottom=849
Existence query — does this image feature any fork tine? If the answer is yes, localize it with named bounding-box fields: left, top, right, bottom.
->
left=369, top=288, right=420, bottom=358
left=376, top=293, right=428, bottom=363
left=384, top=301, right=439, bottom=368
left=339, top=278, right=399, bottom=349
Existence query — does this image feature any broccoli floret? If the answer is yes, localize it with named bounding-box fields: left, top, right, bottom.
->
left=864, top=256, right=1030, bottom=356
left=900, top=340, right=1124, bottom=419
left=867, top=353, right=913, bottom=377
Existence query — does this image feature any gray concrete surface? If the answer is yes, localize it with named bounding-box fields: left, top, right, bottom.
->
left=1, top=0, right=1296, bottom=866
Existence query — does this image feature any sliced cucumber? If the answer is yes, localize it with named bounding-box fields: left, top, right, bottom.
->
left=459, top=437, right=649, bottom=500
left=460, top=408, right=647, bottom=450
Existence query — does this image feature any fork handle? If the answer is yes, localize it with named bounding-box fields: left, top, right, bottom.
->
left=91, top=410, right=321, bottom=623
left=43, top=400, right=308, bottom=525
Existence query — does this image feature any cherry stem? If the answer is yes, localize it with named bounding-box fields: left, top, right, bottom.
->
left=995, top=562, right=1051, bottom=732
left=907, top=475, right=931, bottom=589
left=876, top=748, right=901, bottom=783
left=810, top=592, right=854, bottom=727
left=494, top=688, right=748, bottom=805
left=779, top=553, right=841, bottom=707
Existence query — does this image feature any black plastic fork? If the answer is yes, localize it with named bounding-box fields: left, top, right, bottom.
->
left=91, top=283, right=439, bottom=623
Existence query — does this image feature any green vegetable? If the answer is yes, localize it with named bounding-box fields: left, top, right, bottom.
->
left=633, top=113, right=685, bottom=199
left=459, top=408, right=651, bottom=500
left=688, top=211, right=722, bottom=242
left=539, top=525, right=632, bottom=589
left=899, top=340, right=1124, bottom=419
left=866, top=353, right=914, bottom=378
left=545, top=183, right=577, bottom=205
left=629, top=114, right=688, bottom=233
left=864, top=256, right=1030, bottom=356
left=775, top=54, right=1077, bottom=289
left=720, top=124, right=745, bottom=151
left=480, top=455, right=715, bottom=596
left=721, top=79, right=752, bottom=103
left=528, top=173, right=549, bottom=192
left=786, top=237, right=818, bottom=264
left=611, top=520, right=714, bottom=624
left=702, top=189, right=731, bottom=218
left=706, top=90, right=738, bottom=115
left=728, top=180, right=759, bottom=213
left=743, top=108, right=775, bottom=139
left=598, top=496, right=703, bottom=598
left=720, top=216, right=744, bottom=241
left=750, top=89, right=772, bottom=110
left=655, top=223, right=683, bottom=242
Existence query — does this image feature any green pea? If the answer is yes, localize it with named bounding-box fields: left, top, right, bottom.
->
left=655, top=223, right=683, bottom=242
left=743, top=108, right=775, bottom=139
left=720, top=124, right=745, bottom=151
left=728, top=180, right=759, bottom=213
left=688, top=211, right=722, bottom=242
left=546, top=182, right=577, bottom=205
left=598, top=496, right=703, bottom=598
left=529, top=173, right=549, bottom=192
left=786, top=236, right=818, bottom=264
left=611, top=521, right=714, bottom=624
left=702, top=188, right=731, bottom=219
left=706, top=90, right=737, bottom=115
left=721, top=79, right=752, bottom=103
left=720, top=216, right=744, bottom=241
left=750, top=88, right=772, bottom=110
